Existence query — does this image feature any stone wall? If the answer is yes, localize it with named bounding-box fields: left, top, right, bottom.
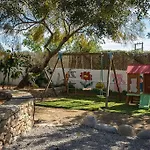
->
left=0, top=91, right=34, bottom=147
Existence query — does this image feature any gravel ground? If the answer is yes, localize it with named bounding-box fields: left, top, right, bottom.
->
left=3, top=124, right=150, bottom=150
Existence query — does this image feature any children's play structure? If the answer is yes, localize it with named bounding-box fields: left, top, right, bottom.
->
left=126, top=64, right=150, bottom=109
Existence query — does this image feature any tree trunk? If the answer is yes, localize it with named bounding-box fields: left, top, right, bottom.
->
left=16, top=73, right=31, bottom=88
left=17, top=25, right=85, bottom=88
left=17, top=50, right=52, bottom=88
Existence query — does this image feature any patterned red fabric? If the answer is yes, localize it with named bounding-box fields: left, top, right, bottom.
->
left=127, top=64, right=150, bottom=74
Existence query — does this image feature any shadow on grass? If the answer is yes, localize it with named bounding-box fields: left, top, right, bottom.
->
left=108, top=103, right=150, bottom=115
left=60, top=95, right=106, bottom=102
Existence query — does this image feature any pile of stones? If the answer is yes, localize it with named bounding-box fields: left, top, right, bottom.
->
left=82, top=115, right=150, bottom=139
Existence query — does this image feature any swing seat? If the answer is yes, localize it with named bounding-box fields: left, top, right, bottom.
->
left=97, top=89, right=106, bottom=98
left=97, top=95, right=106, bottom=99
left=82, top=88, right=92, bottom=91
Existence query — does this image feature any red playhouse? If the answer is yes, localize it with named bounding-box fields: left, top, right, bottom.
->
left=126, top=64, right=150, bottom=109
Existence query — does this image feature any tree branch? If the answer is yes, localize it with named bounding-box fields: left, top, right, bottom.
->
left=51, top=24, right=86, bottom=56
left=20, top=13, right=36, bottom=22
left=14, top=23, right=36, bottom=32
left=61, top=13, right=68, bottom=34
left=44, top=35, right=53, bottom=49
left=42, top=21, right=54, bottom=49
left=42, top=21, right=53, bottom=35
left=13, top=16, right=47, bottom=30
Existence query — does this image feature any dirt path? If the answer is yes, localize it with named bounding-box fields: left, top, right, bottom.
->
left=35, top=106, right=150, bottom=133
left=34, top=106, right=88, bottom=126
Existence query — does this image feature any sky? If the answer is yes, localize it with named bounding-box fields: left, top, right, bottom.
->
left=101, top=19, right=150, bottom=51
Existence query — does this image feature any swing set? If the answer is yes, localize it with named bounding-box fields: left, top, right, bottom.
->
left=95, top=52, right=121, bottom=107
left=65, top=53, right=121, bottom=103
left=41, top=52, right=121, bottom=106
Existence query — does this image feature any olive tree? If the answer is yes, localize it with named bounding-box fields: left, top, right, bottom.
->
left=0, top=0, right=149, bottom=88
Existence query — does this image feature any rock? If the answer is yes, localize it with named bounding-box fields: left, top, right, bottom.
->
left=50, top=145, right=60, bottom=150
left=0, top=140, right=4, bottom=149
left=82, top=115, right=97, bottom=128
left=118, top=124, right=135, bottom=136
left=0, top=91, right=12, bottom=101
left=137, top=129, right=150, bottom=139
left=5, top=133, right=12, bottom=144
left=95, top=124, right=117, bottom=134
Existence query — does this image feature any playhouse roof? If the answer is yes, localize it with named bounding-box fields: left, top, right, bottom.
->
left=127, top=64, right=150, bottom=74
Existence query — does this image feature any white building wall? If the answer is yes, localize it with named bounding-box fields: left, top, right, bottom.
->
left=0, top=68, right=127, bottom=91
left=0, top=67, right=25, bottom=85
left=52, top=68, right=127, bottom=92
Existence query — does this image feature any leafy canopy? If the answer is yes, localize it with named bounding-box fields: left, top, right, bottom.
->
left=0, top=0, right=149, bottom=53
left=65, top=34, right=103, bottom=53
left=1, top=0, right=150, bottom=88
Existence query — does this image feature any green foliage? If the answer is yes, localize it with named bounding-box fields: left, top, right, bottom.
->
left=65, top=34, right=103, bottom=53
left=1, top=0, right=149, bottom=44
left=23, top=33, right=43, bottom=52
left=0, top=51, right=22, bottom=85
left=60, top=0, right=150, bottom=41
left=0, top=49, right=33, bottom=86
left=0, top=43, right=4, bottom=51
left=32, top=25, right=45, bottom=42
left=34, top=71, right=48, bottom=87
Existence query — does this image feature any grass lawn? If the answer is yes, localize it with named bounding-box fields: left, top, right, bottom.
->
left=36, top=95, right=150, bottom=116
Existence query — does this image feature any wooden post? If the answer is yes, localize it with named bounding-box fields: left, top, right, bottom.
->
left=41, top=57, right=59, bottom=100
left=60, top=58, right=68, bottom=94
left=91, top=55, right=93, bottom=69
left=112, top=59, right=121, bottom=101
left=141, top=42, right=144, bottom=51
left=105, top=54, right=112, bottom=108
left=69, top=55, right=70, bottom=68
left=45, top=58, right=59, bottom=92
left=75, top=55, right=78, bottom=69
left=82, top=55, right=84, bottom=69
left=134, top=44, right=136, bottom=51
left=100, top=53, right=104, bottom=82
left=44, top=69, right=57, bottom=96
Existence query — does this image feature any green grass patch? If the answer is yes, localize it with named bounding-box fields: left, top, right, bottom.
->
left=36, top=95, right=150, bottom=115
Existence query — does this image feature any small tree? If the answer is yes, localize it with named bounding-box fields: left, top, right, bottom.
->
left=0, top=51, right=23, bottom=88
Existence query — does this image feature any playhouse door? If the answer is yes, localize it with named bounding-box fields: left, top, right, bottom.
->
left=144, top=74, right=150, bottom=94
left=127, top=74, right=140, bottom=94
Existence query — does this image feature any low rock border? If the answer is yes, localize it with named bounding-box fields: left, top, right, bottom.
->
left=82, top=115, right=150, bottom=139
